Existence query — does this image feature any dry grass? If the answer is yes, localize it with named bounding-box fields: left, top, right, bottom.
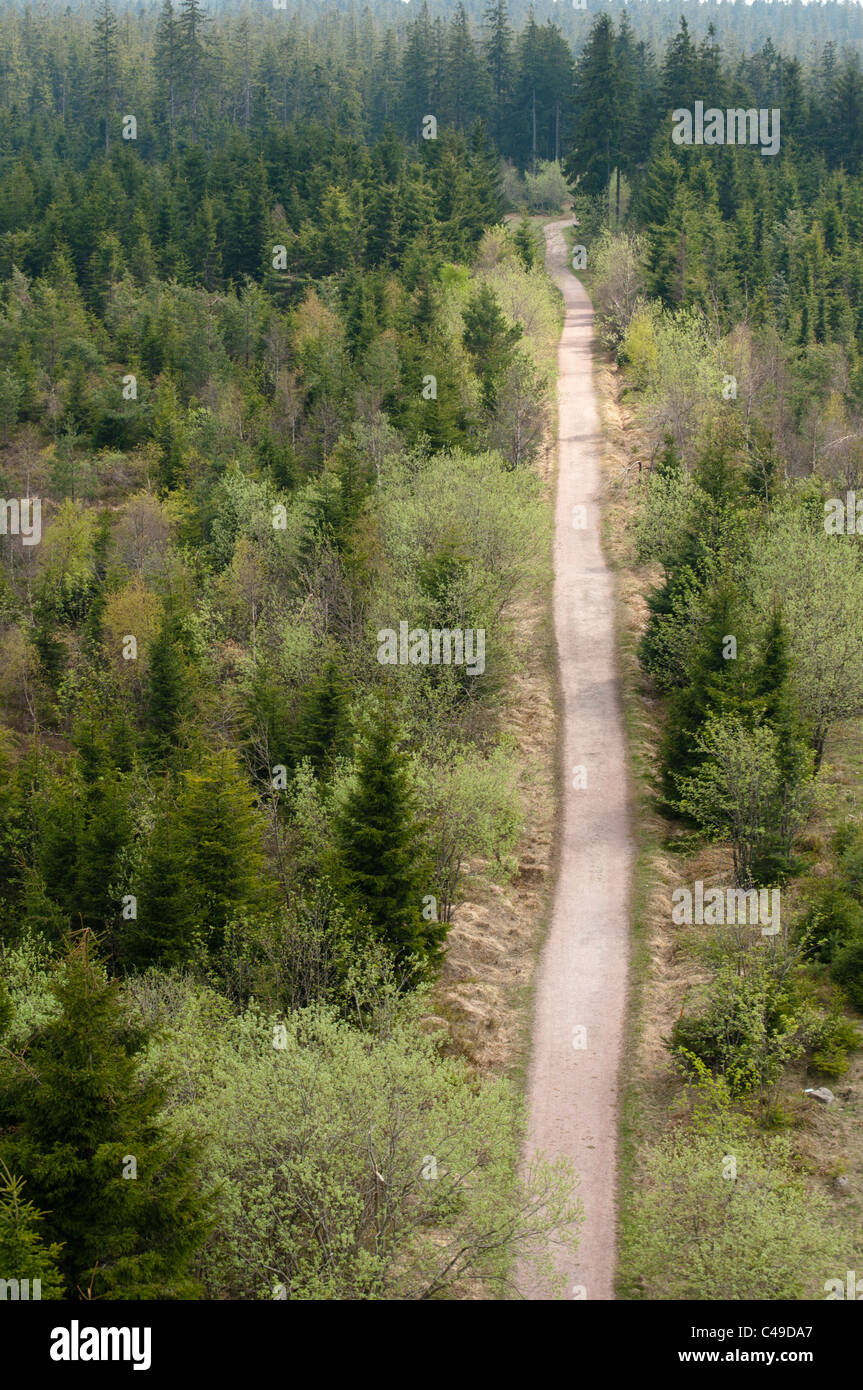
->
left=431, top=416, right=559, bottom=1081
left=431, top=241, right=563, bottom=1081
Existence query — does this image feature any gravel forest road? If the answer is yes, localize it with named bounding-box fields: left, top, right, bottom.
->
left=521, top=218, right=633, bottom=1301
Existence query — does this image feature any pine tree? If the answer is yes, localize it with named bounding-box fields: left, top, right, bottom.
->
left=513, top=215, right=537, bottom=269
left=0, top=932, right=209, bottom=1299
left=661, top=574, right=749, bottom=804
left=754, top=602, right=810, bottom=783
left=75, top=773, right=132, bottom=948
left=400, top=2, right=433, bottom=141
left=91, top=1, right=119, bottom=155
left=175, top=748, right=269, bottom=954
left=443, top=2, right=489, bottom=133
left=514, top=7, right=543, bottom=171
left=613, top=12, right=640, bottom=222
left=462, top=281, right=522, bottom=410
left=0, top=1161, right=65, bottom=1299
left=482, top=0, right=514, bottom=152
left=565, top=14, right=619, bottom=205
left=296, top=657, right=348, bottom=775
left=334, top=704, right=440, bottom=970
left=660, top=15, right=698, bottom=114
left=154, top=0, right=179, bottom=145
left=145, top=620, right=188, bottom=764
left=539, top=21, right=574, bottom=166
left=124, top=791, right=199, bottom=970
left=178, top=0, right=209, bottom=142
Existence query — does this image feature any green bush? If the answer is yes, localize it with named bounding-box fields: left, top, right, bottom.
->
left=797, top=882, right=863, bottom=963
left=808, top=1010, right=862, bottom=1077
left=839, top=832, right=863, bottom=898
left=627, top=1112, right=845, bottom=1299
left=140, top=979, right=581, bottom=1300
left=830, top=939, right=863, bottom=1011
left=669, top=958, right=819, bottom=1112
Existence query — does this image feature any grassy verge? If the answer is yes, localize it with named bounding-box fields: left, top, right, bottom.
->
left=587, top=314, right=863, bottom=1298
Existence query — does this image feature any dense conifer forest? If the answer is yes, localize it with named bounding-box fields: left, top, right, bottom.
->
left=1, top=0, right=863, bottom=1314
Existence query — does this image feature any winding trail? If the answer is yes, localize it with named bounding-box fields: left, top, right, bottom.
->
left=522, top=220, right=633, bottom=1300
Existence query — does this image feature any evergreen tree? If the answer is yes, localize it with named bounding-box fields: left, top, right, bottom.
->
left=0, top=1161, right=65, bottom=1299
left=0, top=932, right=209, bottom=1299
left=175, top=748, right=269, bottom=954
left=539, top=21, right=574, bottom=166
left=400, top=2, right=433, bottom=141
left=124, top=791, right=199, bottom=970
left=91, top=1, right=119, bottom=155
left=660, top=15, right=699, bottom=114
left=513, top=215, right=537, bottom=269
left=443, top=2, right=489, bottom=133
left=178, top=0, right=209, bottom=142
left=154, top=0, right=180, bottom=144
left=565, top=14, right=619, bottom=205
left=462, top=281, right=522, bottom=410
left=661, top=574, right=749, bottom=804
left=334, top=704, right=440, bottom=970
left=296, top=657, right=348, bottom=775
left=145, top=620, right=189, bottom=764
left=514, top=7, right=543, bottom=171
left=482, top=0, right=514, bottom=153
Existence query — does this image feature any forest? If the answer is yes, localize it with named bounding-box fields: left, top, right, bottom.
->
left=1, top=0, right=863, bottom=1306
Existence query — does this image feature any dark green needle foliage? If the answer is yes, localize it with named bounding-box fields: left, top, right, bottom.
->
left=0, top=933, right=209, bottom=1300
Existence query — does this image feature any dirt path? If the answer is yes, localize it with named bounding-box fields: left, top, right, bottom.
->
left=522, top=219, right=633, bottom=1300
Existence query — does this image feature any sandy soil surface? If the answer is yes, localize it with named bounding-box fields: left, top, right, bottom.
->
left=521, top=219, right=633, bottom=1300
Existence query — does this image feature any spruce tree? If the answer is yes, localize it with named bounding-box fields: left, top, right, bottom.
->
left=296, top=658, right=348, bottom=776
left=513, top=216, right=537, bottom=270
left=0, top=932, right=209, bottom=1299
left=175, top=748, right=269, bottom=955
left=334, top=704, right=441, bottom=970
left=751, top=603, right=812, bottom=879
left=123, top=791, right=199, bottom=970
left=0, top=1162, right=65, bottom=1299
left=482, top=0, right=514, bottom=152
left=145, top=620, right=189, bottom=764
left=661, top=575, right=749, bottom=804
left=565, top=14, right=619, bottom=203
left=92, top=1, right=120, bottom=155
left=462, top=282, right=522, bottom=410
left=154, top=0, right=179, bottom=144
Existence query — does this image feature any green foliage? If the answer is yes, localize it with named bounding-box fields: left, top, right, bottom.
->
left=139, top=979, right=580, bottom=1300
left=462, top=281, right=522, bottom=411
left=627, top=1097, right=846, bottom=1299
left=830, top=939, right=863, bottom=1011
left=797, top=882, right=863, bottom=964
left=669, top=950, right=830, bottom=1115
left=294, top=658, right=349, bottom=776
left=807, top=1010, right=862, bottom=1078
left=0, top=933, right=209, bottom=1299
left=0, top=1162, right=65, bottom=1299
left=334, top=704, right=440, bottom=972
left=144, top=621, right=189, bottom=764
